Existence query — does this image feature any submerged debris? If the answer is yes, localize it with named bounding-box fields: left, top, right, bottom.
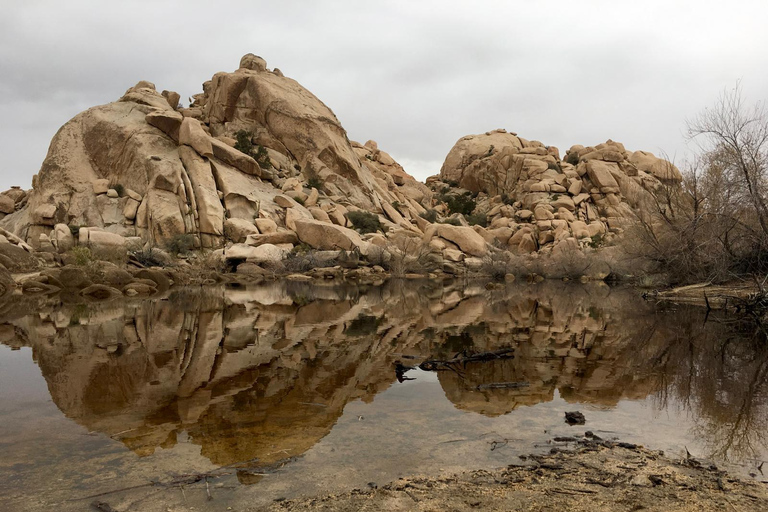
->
left=565, top=411, right=586, bottom=425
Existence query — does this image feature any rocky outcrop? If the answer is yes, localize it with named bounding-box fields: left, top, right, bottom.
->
left=435, top=129, right=682, bottom=255
left=0, top=54, right=429, bottom=259
left=0, top=55, right=690, bottom=273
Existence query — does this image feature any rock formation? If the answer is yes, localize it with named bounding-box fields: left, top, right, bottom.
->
left=0, top=54, right=431, bottom=260
left=0, top=54, right=687, bottom=278
left=434, top=129, right=681, bottom=255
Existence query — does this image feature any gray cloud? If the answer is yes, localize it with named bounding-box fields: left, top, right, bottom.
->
left=2, top=0, right=767, bottom=190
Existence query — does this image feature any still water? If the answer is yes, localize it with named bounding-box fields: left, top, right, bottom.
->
left=0, top=279, right=766, bottom=511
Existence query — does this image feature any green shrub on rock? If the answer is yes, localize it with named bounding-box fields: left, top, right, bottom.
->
left=347, top=211, right=383, bottom=234
left=166, top=234, right=195, bottom=256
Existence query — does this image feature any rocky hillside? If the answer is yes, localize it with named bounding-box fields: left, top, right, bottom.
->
left=0, top=54, right=682, bottom=280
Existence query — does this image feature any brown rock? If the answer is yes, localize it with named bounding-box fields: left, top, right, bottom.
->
left=0, top=195, right=14, bottom=214
left=179, top=117, right=213, bottom=158
left=245, top=231, right=298, bottom=247
left=294, top=219, right=368, bottom=253
left=145, top=109, right=183, bottom=142
left=224, top=218, right=260, bottom=243
left=434, top=224, right=488, bottom=257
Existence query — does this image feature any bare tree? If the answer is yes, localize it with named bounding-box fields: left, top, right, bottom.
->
left=687, top=83, right=768, bottom=238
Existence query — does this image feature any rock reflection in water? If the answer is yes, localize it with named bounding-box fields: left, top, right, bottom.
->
left=1, top=279, right=766, bottom=470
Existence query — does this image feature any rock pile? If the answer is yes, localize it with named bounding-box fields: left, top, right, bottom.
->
left=435, top=129, right=681, bottom=255
left=0, top=56, right=685, bottom=279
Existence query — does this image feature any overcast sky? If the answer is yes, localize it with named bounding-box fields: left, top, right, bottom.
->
left=2, top=0, right=767, bottom=190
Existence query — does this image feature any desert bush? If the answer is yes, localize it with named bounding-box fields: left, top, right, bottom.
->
left=439, top=192, right=476, bottom=216
left=439, top=217, right=462, bottom=226
left=234, top=129, right=273, bottom=170
left=480, top=251, right=514, bottom=281
left=383, top=237, right=435, bottom=277
left=282, top=250, right=320, bottom=273
left=166, top=234, right=196, bottom=256
left=130, top=247, right=166, bottom=267
left=420, top=209, right=438, bottom=223
left=466, top=212, right=488, bottom=227
left=307, top=176, right=323, bottom=190
left=90, top=245, right=128, bottom=265
left=347, top=210, right=383, bottom=234
left=70, top=246, right=93, bottom=266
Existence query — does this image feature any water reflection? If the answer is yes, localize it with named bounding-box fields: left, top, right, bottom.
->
left=1, top=279, right=766, bottom=469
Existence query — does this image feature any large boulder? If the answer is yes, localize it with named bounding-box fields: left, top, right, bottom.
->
left=432, top=224, right=488, bottom=257
left=225, top=243, right=288, bottom=265
left=224, top=218, right=259, bottom=243
left=293, top=219, right=369, bottom=253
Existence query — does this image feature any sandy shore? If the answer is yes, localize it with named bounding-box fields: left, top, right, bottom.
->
left=264, top=436, right=768, bottom=512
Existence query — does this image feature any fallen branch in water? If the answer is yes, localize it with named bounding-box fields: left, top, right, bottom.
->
left=476, top=381, right=529, bottom=390
left=418, top=348, right=514, bottom=372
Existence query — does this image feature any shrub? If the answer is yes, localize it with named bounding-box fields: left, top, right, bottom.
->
left=70, top=246, right=93, bottom=266
left=234, top=130, right=254, bottom=155
left=307, top=176, right=323, bottom=190
left=547, top=161, right=560, bottom=171
left=113, top=184, right=125, bottom=197
left=566, top=152, right=580, bottom=166
left=466, top=212, right=488, bottom=227
left=347, top=211, right=383, bottom=234
left=382, top=238, right=436, bottom=276
left=91, top=246, right=128, bottom=265
left=439, top=218, right=462, bottom=226
left=420, top=209, right=438, bottom=223
left=130, top=247, right=166, bottom=267
left=588, top=234, right=603, bottom=249
left=166, top=234, right=195, bottom=256
left=391, top=200, right=401, bottom=210
left=254, top=145, right=272, bottom=170
left=68, top=225, right=80, bottom=237
left=234, top=129, right=272, bottom=170
left=440, top=193, right=476, bottom=216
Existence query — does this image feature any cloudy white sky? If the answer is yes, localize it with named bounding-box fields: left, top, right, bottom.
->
left=2, top=0, right=767, bottom=190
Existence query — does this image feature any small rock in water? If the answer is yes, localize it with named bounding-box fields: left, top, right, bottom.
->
left=564, top=411, right=586, bottom=425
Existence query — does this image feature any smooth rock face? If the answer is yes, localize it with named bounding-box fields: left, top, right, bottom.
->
left=434, top=224, right=488, bottom=257
left=294, top=219, right=368, bottom=253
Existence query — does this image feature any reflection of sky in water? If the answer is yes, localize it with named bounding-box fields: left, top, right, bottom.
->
left=0, top=281, right=766, bottom=511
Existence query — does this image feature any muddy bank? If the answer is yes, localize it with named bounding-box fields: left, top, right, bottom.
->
left=267, top=437, right=768, bottom=512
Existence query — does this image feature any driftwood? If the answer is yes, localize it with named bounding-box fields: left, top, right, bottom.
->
left=476, top=382, right=529, bottom=390
left=418, top=348, right=514, bottom=372
left=395, top=349, right=516, bottom=382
